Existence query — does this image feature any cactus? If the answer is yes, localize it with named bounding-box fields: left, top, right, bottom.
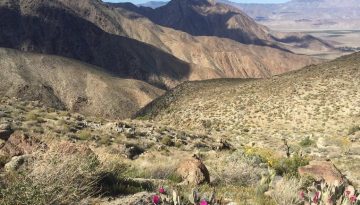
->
left=300, top=180, right=360, bottom=205
left=154, top=186, right=223, bottom=205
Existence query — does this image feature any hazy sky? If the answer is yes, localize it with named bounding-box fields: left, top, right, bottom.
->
left=105, top=0, right=290, bottom=4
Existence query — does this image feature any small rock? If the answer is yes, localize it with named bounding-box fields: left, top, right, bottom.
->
left=124, top=144, right=144, bottom=160
left=0, top=111, right=7, bottom=117
left=4, top=155, right=31, bottom=172
left=113, top=144, right=145, bottom=160
left=0, top=139, right=5, bottom=148
left=298, top=161, right=346, bottom=185
left=0, top=123, right=13, bottom=141
left=176, top=155, right=210, bottom=185
left=214, top=139, right=232, bottom=151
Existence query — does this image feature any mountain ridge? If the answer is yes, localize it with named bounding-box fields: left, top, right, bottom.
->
left=0, top=0, right=321, bottom=89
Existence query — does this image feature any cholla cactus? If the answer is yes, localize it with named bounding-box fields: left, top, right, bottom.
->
left=300, top=181, right=360, bottom=205
left=153, top=186, right=222, bottom=205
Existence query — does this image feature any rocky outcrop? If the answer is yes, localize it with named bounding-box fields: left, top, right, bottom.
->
left=176, top=155, right=210, bottom=185
left=0, top=131, right=47, bottom=159
left=298, top=161, right=346, bottom=185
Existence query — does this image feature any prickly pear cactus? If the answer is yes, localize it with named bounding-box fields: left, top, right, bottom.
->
left=300, top=181, right=360, bottom=205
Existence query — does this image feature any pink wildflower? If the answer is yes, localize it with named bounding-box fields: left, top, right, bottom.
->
left=350, top=195, right=357, bottom=203
left=159, top=187, right=165, bottom=194
left=199, top=200, right=208, bottom=205
left=152, top=195, right=160, bottom=205
left=299, top=191, right=305, bottom=199
left=313, top=192, right=320, bottom=204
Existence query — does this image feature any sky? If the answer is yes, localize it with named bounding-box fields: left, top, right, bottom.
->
left=104, top=0, right=289, bottom=4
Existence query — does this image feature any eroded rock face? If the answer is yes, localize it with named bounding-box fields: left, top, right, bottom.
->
left=298, top=161, right=346, bottom=185
left=176, top=155, right=210, bottom=185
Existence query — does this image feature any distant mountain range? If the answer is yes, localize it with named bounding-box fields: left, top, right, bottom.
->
left=138, top=0, right=360, bottom=30
left=138, top=1, right=167, bottom=8
left=219, top=0, right=360, bottom=30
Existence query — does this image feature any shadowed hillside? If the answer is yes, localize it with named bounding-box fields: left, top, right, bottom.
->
left=0, top=1, right=195, bottom=89
left=0, top=48, right=164, bottom=119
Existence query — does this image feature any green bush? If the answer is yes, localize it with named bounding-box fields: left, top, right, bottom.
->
left=161, top=136, right=174, bottom=146
left=77, top=130, right=92, bottom=140
left=272, top=153, right=309, bottom=177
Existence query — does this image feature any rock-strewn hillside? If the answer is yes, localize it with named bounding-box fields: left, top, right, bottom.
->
left=136, top=52, right=360, bottom=186
left=0, top=48, right=164, bottom=119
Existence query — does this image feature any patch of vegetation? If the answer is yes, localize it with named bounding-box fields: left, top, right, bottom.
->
left=348, top=125, right=360, bottom=135
left=161, top=136, right=174, bottom=146
left=77, top=129, right=92, bottom=141
left=299, top=136, right=315, bottom=147
left=0, top=147, right=101, bottom=205
left=271, top=153, right=310, bottom=177
left=244, top=146, right=309, bottom=177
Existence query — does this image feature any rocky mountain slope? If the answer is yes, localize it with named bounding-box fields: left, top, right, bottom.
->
left=0, top=0, right=201, bottom=89
left=136, top=52, right=360, bottom=186
left=135, top=0, right=273, bottom=46
left=0, top=0, right=321, bottom=89
left=0, top=48, right=164, bottom=119
left=224, top=0, right=360, bottom=30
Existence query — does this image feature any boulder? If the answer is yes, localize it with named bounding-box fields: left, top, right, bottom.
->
left=298, top=161, right=346, bottom=185
left=4, top=154, right=32, bottom=172
left=176, top=155, right=210, bottom=185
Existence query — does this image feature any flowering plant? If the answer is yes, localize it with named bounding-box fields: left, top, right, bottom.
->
left=300, top=181, right=360, bottom=205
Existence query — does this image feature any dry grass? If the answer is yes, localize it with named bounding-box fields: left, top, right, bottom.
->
left=270, top=178, right=302, bottom=205
left=0, top=143, right=101, bottom=205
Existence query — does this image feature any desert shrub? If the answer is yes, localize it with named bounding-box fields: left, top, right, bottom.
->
left=0, top=154, right=9, bottom=167
left=161, top=136, right=174, bottom=146
left=244, top=146, right=278, bottom=165
left=77, top=129, right=92, bottom=140
left=0, top=144, right=101, bottom=205
left=330, top=136, right=351, bottom=154
left=213, top=151, right=265, bottom=187
left=32, top=126, right=44, bottom=134
left=98, top=135, right=112, bottom=146
left=25, top=111, right=39, bottom=121
left=348, top=125, right=360, bottom=135
left=244, top=147, right=309, bottom=177
left=271, top=178, right=302, bottom=205
left=271, top=153, right=309, bottom=177
left=299, top=136, right=315, bottom=147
